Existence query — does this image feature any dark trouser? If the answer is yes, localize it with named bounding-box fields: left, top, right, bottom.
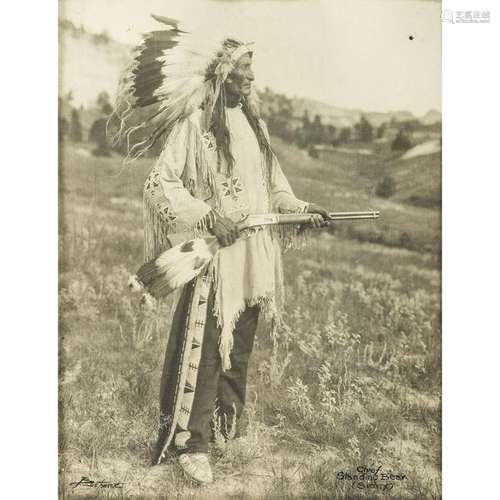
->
left=157, top=284, right=260, bottom=456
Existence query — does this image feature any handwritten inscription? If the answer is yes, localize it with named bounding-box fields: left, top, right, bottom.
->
left=336, top=465, right=407, bottom=492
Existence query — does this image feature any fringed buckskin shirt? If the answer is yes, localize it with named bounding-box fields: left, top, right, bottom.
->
left=143, top=105, right=308, bottom=369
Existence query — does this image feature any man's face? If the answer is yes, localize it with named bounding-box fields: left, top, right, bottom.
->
left=225, top=53, right=255, bottom=99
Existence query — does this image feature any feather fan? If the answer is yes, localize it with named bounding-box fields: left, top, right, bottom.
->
left=133, top=237, right=220, bottom=298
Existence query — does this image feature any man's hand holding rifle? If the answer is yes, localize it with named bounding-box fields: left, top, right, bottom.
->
left=209, top=203, right=329, bottom=247
left=130, top=207, right=380, bottom=299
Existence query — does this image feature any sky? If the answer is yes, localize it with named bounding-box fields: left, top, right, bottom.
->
left=60, top=0, right=441, bottom=116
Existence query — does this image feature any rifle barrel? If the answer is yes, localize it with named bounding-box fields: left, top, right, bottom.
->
left=328, top=210, right=380, bottom=219
left=240, top=210, right=380, bottom=229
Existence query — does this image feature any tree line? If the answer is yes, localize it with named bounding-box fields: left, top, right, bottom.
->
left=260, top=89, right=416, bottom=155
left=59, top=88, right=417, bottom=159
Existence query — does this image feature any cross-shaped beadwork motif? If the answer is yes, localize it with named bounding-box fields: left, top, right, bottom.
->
left=221, top=177, right=243, bottom=200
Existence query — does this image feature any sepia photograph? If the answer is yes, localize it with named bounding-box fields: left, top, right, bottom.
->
left=58, top=0, right=442, bottom=497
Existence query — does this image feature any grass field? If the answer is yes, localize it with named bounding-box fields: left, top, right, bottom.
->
left=59, top=139, right=441, bottom=499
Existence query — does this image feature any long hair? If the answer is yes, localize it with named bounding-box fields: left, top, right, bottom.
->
left=209, top=85, right=274, bottom=184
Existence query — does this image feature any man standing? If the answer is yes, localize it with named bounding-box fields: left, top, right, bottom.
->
left=114, top=16, right=328, bottom=484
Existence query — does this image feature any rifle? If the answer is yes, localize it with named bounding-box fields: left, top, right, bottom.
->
left=130, top=210, right=380, bottom=299
left=237, top=210, right=380, bottom=228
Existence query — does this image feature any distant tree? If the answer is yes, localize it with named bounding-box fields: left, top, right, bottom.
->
left=267, top=113, right=292, bottom=142
left=375, top=176, right=396, bottom=198
left=355, top=116, right=374, bottom=142
left=102, top=102, right=113, bottom=116
left=310, top=114, right=325, bottom=144
left=391, top=129, right=413, bottom=151
left=377, top=123, right=387, bottom=139
left=339, top=127, right=351, bottom=143
left=97, top=91, right=111, bottom=109
left=90, top=114, right=111, bottom=157
left=326, top=124, right=337, bottom=145
left=295, top=110, right=318, bottom=148
left=70, top=109, right=83, bottom=142
left=402, top=120, right=419, bottom=133
left=59, top=116, right=68, bottom=144
left=302, top=110, right=311, bottom=129
left=93, top=31, right=110, bottom=45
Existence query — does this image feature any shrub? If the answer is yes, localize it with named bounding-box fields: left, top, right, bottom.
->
left=391, top=129, right=413, bottom=151
left=308, top=145, right=319, bottom=159
left=355, top=116, right=374, bottom=142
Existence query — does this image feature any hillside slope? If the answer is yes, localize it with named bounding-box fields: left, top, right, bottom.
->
left=391, top=152, right=441, bottom=207
left=269, top=137, right=440, bottom=251
left=59, top=21, right=130, bottom=107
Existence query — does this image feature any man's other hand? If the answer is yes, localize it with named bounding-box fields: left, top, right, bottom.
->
left=208, top=212, right=240, bottom=246
left=306, top=204, right=330, bottom=228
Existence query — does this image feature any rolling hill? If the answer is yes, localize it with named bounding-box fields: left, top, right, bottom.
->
left=59, top=20, right=130, bottom=107
left=391, top=151, right=441, bottom=207
left=268, top=136, right=441, bottom=251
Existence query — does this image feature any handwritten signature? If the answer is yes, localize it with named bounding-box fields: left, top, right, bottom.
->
left=69, top=476, right=124, bottom=490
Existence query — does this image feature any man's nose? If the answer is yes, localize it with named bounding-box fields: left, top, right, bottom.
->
left=247, top=69, right=255, bottom=81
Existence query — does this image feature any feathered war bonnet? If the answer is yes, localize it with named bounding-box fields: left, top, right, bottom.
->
left=111, top=14, right=255, bottom=161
